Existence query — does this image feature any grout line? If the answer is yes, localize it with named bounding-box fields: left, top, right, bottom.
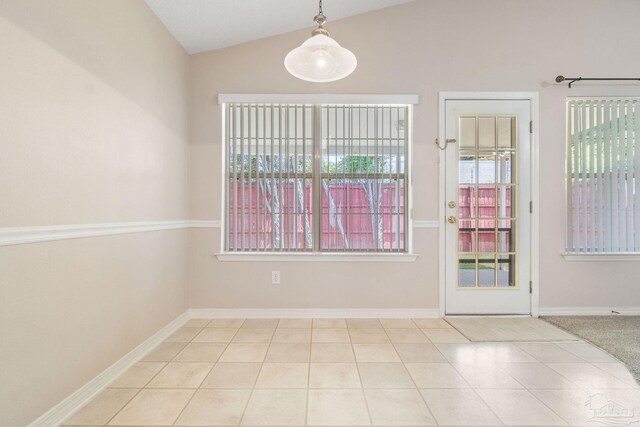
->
left=77, top=317, right=637, bottom=427
left=170, top=323, right=242, bottom=426
left=237, top=321, right=274, bottom=425
left=346, top=323, right=373, bottom=426
left=99, top=327, right=203, bottom=426
left=305, top=339, right=311, bottom=426
left=380, top=323, right=439, bottom=425
left=169, top=326, right=212, bottom=426
left=525, top=388, right=575, bottom=425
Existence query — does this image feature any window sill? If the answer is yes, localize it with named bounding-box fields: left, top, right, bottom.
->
left=563, top=252, right=640, bottom=261
left=214, top=252, right=419, bottom=263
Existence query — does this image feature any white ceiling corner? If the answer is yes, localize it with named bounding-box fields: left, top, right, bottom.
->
left=145, top=0, right=415, bottom=54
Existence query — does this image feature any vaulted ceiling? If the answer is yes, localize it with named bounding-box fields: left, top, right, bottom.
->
left=145, top=0, right=415, bottom=54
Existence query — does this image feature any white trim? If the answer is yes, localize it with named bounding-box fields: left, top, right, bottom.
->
left=0, top=220, right=223, bottom=246
left=539, top=307, right=640, bottom=316
left=445, top=314, right=532, bottom=318
left=438, top=94, right=447, bottom=318
left=530, top=93, right=541, bottom=317
left=438, top=92, right=541, bottom=101
left=29, top=311, right=190, bottom=427
left=218, top=93, right=420, bottom=105
left=214, top=253, right=418, bottom=262
left=0, top=221, right=191, bottom=247
left=189, top=308, right=440, bottom=319
left=190, top=220, right=221, bottom=228
left=407, top=105, right=415, bottom=252
left=220, top=103, right=228, bottom=254
left=562, top=252, right=640, bottom=261
left=438, top=92, right=540, bottom=317
left=413, top=220, right=439, bottom=229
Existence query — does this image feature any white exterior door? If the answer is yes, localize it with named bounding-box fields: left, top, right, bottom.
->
left=444, top=99, right=531, bottom=314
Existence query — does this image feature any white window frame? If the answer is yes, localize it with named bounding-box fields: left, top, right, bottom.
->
left=216, top=94, right=419, bottom=262
left=563, top=96, right=640, bottom=261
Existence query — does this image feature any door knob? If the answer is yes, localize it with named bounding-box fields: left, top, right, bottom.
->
left=447, top=216, right=457, bottom=224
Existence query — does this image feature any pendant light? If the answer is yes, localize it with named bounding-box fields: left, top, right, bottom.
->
left=285, top=0, right=357, bottom=83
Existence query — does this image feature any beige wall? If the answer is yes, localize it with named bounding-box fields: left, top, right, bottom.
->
left=188, top=0, right=640, bottom=310
left=0, top=1, right=190, bottom=425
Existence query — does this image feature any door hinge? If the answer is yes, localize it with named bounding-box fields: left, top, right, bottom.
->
left=529, top=121, right=533, bottom=134
left=529, top=201, right=533, bottom=214
left=529, top=280, right=533, bottom=294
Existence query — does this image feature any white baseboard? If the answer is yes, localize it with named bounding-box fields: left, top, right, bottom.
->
left=28, top=311, right=190, bottom=427
left=539, top=307, right=640, bottom=316
left=189, top=308, right=440, bottom=319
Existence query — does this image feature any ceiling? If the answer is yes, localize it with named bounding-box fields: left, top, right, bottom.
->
left=145, top=0, right=415, bottom=54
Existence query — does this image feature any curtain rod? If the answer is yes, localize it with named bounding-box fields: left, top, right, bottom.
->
left=556, top=75, right=640, bottom=88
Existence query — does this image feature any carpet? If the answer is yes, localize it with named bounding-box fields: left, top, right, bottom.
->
left=542, top=316, right=640, bottom=384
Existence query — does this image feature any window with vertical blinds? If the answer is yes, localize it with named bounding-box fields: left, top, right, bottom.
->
left=224, top=103, right=410, bottom=253
left=566, top=98, right=640, bottom=253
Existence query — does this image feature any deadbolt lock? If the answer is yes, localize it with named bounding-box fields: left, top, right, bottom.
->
left=448, top=201, right=456, bottom=209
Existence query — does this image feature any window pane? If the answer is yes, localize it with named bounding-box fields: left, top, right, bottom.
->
left=566, top=98, right=640, bottom=253
left=225, top=103, right=410, bottom=253
left=226, top=103, right=313, bottom=251
left=320, top=105, right=407, bottom=252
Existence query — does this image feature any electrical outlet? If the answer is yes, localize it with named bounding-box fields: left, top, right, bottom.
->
left=271, top=270, right=281, bottom=285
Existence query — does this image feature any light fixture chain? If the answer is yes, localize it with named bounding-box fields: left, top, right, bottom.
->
left=319, top=0, right=323, bottom=15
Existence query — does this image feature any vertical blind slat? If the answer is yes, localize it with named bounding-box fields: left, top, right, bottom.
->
left=589, top=103, right=597, bottom=250
left=596, top=101, right=604, bottom=252
left=603, top=101, right=612, bottom=252
left=612, top=101, right=620, bottom=251
left=632, top=101, right=640, bottom=252
left=566, top=103, right=574, bottom=252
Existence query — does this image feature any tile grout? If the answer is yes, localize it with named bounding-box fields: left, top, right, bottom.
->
left=76, top=318, right=637, bottom=427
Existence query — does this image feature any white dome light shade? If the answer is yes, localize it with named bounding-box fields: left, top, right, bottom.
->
left=285, top=34, right=357, bottom=83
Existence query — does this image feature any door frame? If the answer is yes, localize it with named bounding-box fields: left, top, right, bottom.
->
left=438, top=92, right=540, bottom=317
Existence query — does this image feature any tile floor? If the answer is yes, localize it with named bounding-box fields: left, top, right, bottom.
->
left=63, top=318, right=640, bottom=426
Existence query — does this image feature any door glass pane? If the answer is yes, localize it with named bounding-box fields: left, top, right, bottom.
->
left=459, top=220, right=475, bottom=252
left=497, top=117, right=515, bottom=149
left=478, top=255, right=497, bottom=287
left=458, top=254, right=477, bottom=287
left=478, top=117, right=496, bottom=149
left=477, top=219, right=496, bottom=252
left=459, top=117, right=476, bottom=149
left=459, top=153, right=477, bottom=184
left=497, top=254, right=515, bottom=287
left=458, top=186, right=474, bottom=219
left=478, top=154, right=497, bottom=184
left=496, top=185, right=513, bottom=218
left=497, top=152, right=513, bottom=183
left=478, top=186, right=497, bottom=218
left=498, top=219, right=515, bottom=252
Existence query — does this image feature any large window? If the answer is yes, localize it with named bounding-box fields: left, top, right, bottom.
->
left=224, top=103, right=410, bottom=253
left=566, top=98, right=640, bottom=253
